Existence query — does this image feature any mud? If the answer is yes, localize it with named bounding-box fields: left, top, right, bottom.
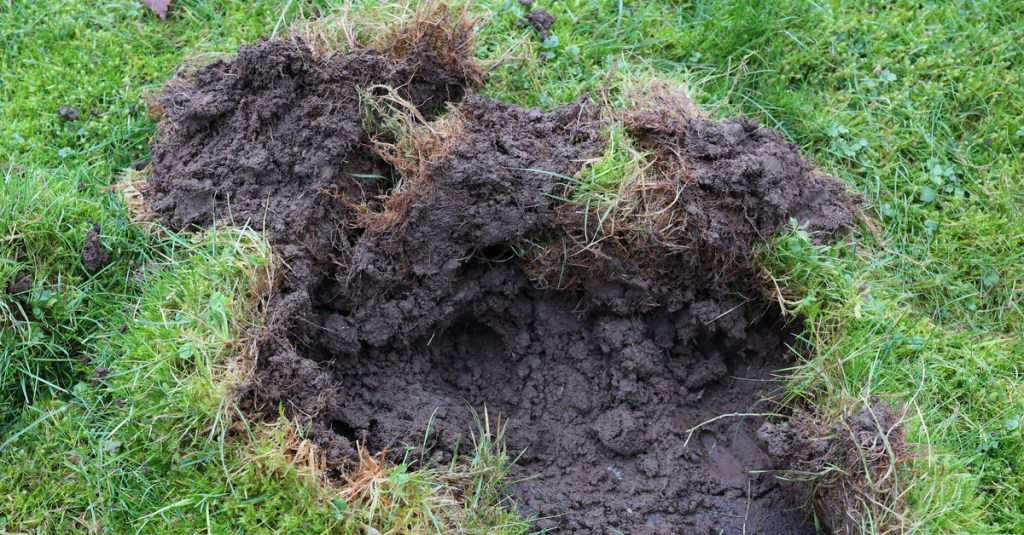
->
left=147, top=37, right=855, bottom=534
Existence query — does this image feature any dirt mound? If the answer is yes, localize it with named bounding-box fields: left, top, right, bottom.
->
left=147, top=35, right=856, bottom=534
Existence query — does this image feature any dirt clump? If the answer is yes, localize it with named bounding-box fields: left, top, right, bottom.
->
left=147, top=31, right=857, bottom=534
left=58, top=105, right=80, bottom=121
left=6, top=272, right=33, bottom=296
left=526, top=83, right=854, bottom=299
left=525, top=9, right=556, bottom=39
left=758, top=402, right=910, bottom=534
left=82, top=224, right=110, bottom=273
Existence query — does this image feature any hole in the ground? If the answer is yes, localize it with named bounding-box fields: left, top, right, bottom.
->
left=319, top=261, right=813, bottom=534
left=330, top=418, right=359, bottom=443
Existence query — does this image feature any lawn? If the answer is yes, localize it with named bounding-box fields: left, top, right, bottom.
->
left=1, top=0, right=1022, bottom=533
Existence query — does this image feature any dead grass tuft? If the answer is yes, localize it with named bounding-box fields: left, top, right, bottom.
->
left=112, top=170, right=161, bottom=225
left=620, top=79, right=707, bottom=134
left=381, top=2, right=484, bottom=87
left=327, top=85, right=465, bottom=233
left=294, top=1, right=484, bottom=87
left=337, top=444, right=394, bottom=504
left=614, top=80, right=706, bottom=234
left=241, top=408, right=524, bottom=534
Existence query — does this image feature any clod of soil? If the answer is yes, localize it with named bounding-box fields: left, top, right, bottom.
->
left=82, top=224, right=110, bottom=273
left=6, top=272, right=33, bottom=296
left=759, top=402, right=910, bottom=534
left=57, top=105, right=80, bottom=121
left=147, top=35, right=856, bottom=534
left=526, top=9, right=556, bottom=39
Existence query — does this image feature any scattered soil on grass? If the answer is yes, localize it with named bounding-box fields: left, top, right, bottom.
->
left=525, top=9, right=556, bottom=39
left=147, top=35, right=856, bottom=534
left=82, top=223, right=110, bottom=273
left=57, top=105, right=80, bottom=121
left=3, top=272, right=33, bottom=323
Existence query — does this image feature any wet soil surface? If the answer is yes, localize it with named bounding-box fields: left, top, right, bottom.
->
left=148, top=38, right=854, bottom=534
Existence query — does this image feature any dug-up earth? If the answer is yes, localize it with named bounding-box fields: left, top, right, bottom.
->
left=145, top=25, right=857, bottom=535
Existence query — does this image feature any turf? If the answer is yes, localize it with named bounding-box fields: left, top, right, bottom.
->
left=2, top=0, right=1022, bottom=533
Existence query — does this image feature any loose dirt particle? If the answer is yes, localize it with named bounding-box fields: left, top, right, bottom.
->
left=82, top=224, right=110, bottom=273
left=58, top=105, right=80, bottom=121
left=6, top=272, right=33, bottom=295
left=90, top=366, right=110, bottom=387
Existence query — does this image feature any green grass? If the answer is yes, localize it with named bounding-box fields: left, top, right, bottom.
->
left=3, top=0, right=1023, bottom=533
left=564, top=120, right=647, bottom=205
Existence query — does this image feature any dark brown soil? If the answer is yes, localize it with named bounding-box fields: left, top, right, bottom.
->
left=82, top=224, right=110, bottom=273
left=58, top=105, right=80, bottom=121
left=526, top=9, right=556, bottom=39
left=758, top=402, right=909, bottom=534
left=6, top=272, right=32, bottom=296
left=147, top=37, right=856, bottom=534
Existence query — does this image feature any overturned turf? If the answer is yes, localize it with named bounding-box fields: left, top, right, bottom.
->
left=147, top=36, right=855, bottom=534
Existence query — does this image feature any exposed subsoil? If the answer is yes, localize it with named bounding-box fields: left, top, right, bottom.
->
left=147, top=37, right=855, bottom=534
